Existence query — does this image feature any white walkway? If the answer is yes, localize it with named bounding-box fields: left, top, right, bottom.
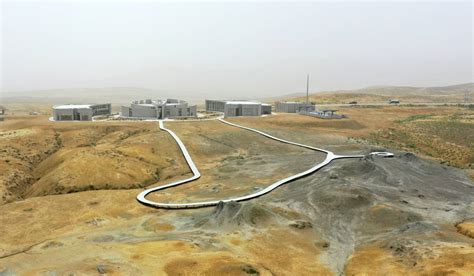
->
left=136, top=119, right=387, bottom=209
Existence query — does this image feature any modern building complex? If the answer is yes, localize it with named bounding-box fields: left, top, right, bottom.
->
left=205, top=100, right=272, bottom=117
left=121, top=99, right=197, bottom=119
left=275, top=102, right=316, bottom=113
left=52, top=104, right=111, bottom=121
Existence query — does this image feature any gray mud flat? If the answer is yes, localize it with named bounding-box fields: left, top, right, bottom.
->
left=183, top=151, right=474, bottom=274
left=279, top=152, right=472, bottom=273
left=1, top=150, right=472, bottom=275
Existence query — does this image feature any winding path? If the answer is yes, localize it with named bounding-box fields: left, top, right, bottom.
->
left=137, top=118, right=382, bottom=209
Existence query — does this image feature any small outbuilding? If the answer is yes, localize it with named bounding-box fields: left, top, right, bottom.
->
left=275, top=101, right=315, bottom=113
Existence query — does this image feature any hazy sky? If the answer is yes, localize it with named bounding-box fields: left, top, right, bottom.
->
left=1, top=1, right=473, bottom=98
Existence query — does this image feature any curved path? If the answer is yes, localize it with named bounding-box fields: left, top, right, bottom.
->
left=137, top=119, right=381, bottom=209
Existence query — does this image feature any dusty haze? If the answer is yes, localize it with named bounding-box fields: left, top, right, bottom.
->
left=1, top=1, right=473, bottom=100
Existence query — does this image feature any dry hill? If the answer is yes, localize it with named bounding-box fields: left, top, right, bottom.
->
left=0, top=105, right=473, bottom=275
left=269, top=83, right=473, bottom=104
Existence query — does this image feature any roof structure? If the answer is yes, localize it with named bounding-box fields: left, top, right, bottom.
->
left=53, top=104, right=92, bottom=109
left=224, top=100, right=262, bottom=105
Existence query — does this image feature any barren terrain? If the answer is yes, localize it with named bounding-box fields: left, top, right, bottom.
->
left=0, top=105, right=473, bottom=275
left=272, top=83, right=474, bottom=104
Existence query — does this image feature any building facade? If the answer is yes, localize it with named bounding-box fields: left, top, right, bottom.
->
left=121, top=99, right=197, bottom=119
left=0, top=105, right=5, bottom=121
left=275, top=102, right=316, bottom=113
left=205, top=100, right=272, bottom=117
left=53, top=104, right=112, bottom=121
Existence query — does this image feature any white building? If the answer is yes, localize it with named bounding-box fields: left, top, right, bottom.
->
left=121, top=99, right=197, bottom=119
left=53, top=104, right=111, bottom=121
left=205, top=100, right=272, bottom=117
left=275, top=102, right=316, bottom=113
left=0, top=105, right=5, bottom=121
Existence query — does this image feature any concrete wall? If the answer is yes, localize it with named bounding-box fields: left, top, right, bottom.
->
left=261, top=105, right=272, bottom=114
left=121, top=106, right=132, bottom=117
left=53, top=108, right=93, bottom=121
left=207, top=100, right=272, bottom=117
left=205, top=100, right=226, bottom=112
left=276, top=102, right=315, bottom=113
left=241, top=104, right=261, bottom=116
left=123, top=100, right=197, bottom=119
left=164, top=103, right=197, bottom=118
left=188, top=105, right=197, bottom=117
left=90, top=104, right=111, bottom=116
left=223, top=103, right=262, bottom=117
left=223, top=104, right=238, bottom=117
left=129, top=104, right=157, bottom=118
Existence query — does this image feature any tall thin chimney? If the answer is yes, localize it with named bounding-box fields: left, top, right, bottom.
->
left=306, top=74, right=309, bottom=104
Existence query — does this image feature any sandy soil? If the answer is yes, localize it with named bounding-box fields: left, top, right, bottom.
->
left=0, top=115, right=189, bottom=204
left=0, top=108, right=473, bottom=275
left=145, top=120, right=324, bottom=204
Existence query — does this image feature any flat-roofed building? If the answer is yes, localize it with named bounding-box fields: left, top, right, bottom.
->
left=0, top=105, right=5, bottom=121
left=205, top=100, right=272, bottom=117
left=261, top=103, right=272, bottom=115
left=53, top=103, right=111, bottom=121
left=275, top=101, right=315, bottom=113
left=121, top=99, right=197, bottom=119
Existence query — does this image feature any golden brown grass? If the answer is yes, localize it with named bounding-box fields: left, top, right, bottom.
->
left=0, top=115, right=189, bottom=203
left=345, top=243, right=474, bottom=275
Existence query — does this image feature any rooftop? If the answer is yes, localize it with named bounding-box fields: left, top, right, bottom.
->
left=225, top=101, right=261, bottom=105
left=280, top=101, right=314, bottom=105
left=131, top=103, right=155, bottom=107
left=131, top=99, right=188, bottom=106
left=53, top=104, right=92, bottom=110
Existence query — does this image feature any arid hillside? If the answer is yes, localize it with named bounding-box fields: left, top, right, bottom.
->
left=269, top=83, right=473, bottom=104
left=0, top=116, right=189, bottom=204
left=231, top=105, right=474, bottom=178
left=0, top=106, right=473, bottom=275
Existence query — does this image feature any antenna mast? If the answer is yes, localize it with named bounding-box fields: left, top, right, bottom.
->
left=306, top=74, right=309, bottom=104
